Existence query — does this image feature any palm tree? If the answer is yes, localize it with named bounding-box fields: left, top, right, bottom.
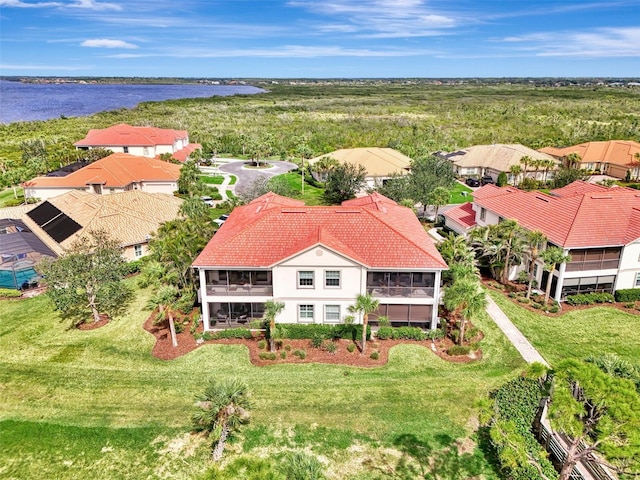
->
left=443, top=277, right=487, bottom=345
left=525, top=230, right=548, bottom=299
left=311, top=155, right=339, bottom=185
left=541, top=158, right=556, bottom=184
left=437, top=232, right=475, bottom=268
left=541, top=247, right=572, bottom=305
left=264, top=299, right=285, bottom=353
left=633, top=152, right=640, bottom=181
left=497, top=219, right=526, bottom=284
left=146, top=285, right=180, bottom=347
left=348, top=293, right=380, bottom=355
left=519, top=155, right=533, bottom=181
left=192, top=378, right=251, bottom=461
left=509, top=164, right=522, bottom=187
left=565, top=153, right=581, bottom=170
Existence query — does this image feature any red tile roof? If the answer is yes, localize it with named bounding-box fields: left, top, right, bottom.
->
left=24, top=153, right=181, bottom=189
left=539, top=140, right=640, bottom=167
left=474, top=182, right=640, bottom=248
left=193, top=192, right=447, bottom=269
left=549, top=180, right=611, bottom=197
left=74, top=123, right=189, bottom=147
left=168, top=143, right=202, bottom=163
left=443, top=202, right=477, bottom=229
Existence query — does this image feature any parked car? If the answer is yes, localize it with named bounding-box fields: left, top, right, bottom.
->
left=480, top=175, right=495, bottom=185
left=214, top=214, right=229, bottom=226
left=465, top=177, right=480, bottom=187
left=200, top=195, right=215, bottom=207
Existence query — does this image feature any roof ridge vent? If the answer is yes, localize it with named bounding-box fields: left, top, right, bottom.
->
left=591, top=195, right=613, bottom=199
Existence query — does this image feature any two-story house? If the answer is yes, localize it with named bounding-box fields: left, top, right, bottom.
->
left=193, top=192, right=448, bottom=331
left=443, top=181, right=640, bottom=301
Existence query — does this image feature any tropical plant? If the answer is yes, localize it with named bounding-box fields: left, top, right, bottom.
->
left=540, top=247, right=572, bottom=304
left=265, top=299, right=285, bottom=353
left=146, top=285, right=181, bottom=347
left=348, top=293, right=380, bottom=354
left=192, top=377, right=251, bottom=462
left=443, top=277, right=487, bottom=345
left=524, top=230, right=547, bottom=299
left=310, top=155, right=338, bottom=185
left=509, top=164, right=522, bottom=187
left=426, top=185, right=450, bottom=218
left=323, top=162, right=367, bottom=204
left=519, top=155, right=532, bottom=181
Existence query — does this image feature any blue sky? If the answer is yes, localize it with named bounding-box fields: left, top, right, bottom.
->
left=0, top=0, right=638, bottom=78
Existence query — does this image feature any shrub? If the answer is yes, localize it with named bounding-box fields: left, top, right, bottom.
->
left=209, top=328, right=253, bottom=340
left=190, top=316, right=200, bottom=335
left=281, top=323, right=370, bottom=341
left=120, top=259, right=144, bottom=276
left=284, top=344, right=292, bottom=352
left=615, top=288, right=640, bottom=302
left=624, top=302, right=636, bottom=309
left=426, top=328, right=445, bottom=340
left=516, top=297, right=530, bottom=304
left=310, top=334, right=324, bottom=349
left=324, top=342, right=337, bottom=354
left=257, top=339, right=267, bottom=350
left=464, top=327, right=479, bottom=342
left=375, top=326, right=394, bottom=340
left=0, top=288, right=21, bottom=298
left=370, top=351, right=380, bottom=360
left=279, top=452, right=325, bottom=480
left=259, top=352, right=277, bottom=360
left=346, top=343, right=356, bottom=353
left=280, top=351, right=287, bottom=359
left=377, top=315, right=391, bottom=327
left=292, top=349, right=306, bottom=359
left=197, top=331, right=215, bottom=341
left=565, top=292, right=615, bottom=305
left=548, top=304, right=559, bottom=313
left=531, top=302, right=542, bottom=309
left=446, top=345, right=471, bottom=356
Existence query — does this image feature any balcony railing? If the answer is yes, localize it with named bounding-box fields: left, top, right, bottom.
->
left=206, top=284, right=273, bottom=296
left=367, top=286, right=434, bottom=298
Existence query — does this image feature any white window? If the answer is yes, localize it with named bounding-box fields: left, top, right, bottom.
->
left=325, top=270, right=340, bottom=288
left=134, top=244, right=143, bottom=258
left=325, top=305, right=340, bottom=323
left=143, top=147, right=149, bottom=155
left=635, top=273, right=640, bottom=288
left=298, top=271, right=314, bottom=288
left=299, top=304, right=314, bottom=322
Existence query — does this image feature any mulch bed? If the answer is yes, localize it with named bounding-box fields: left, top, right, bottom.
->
left=77, top=314, right=110, bottom=330
left=142, top=314, right=482, bottom=365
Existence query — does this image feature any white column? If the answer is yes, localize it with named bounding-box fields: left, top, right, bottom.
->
left=198, top=268, right=211, bottom=330
left=553, top=252, right=569, bottom=302
left=431, top=270, right=442, bottom=329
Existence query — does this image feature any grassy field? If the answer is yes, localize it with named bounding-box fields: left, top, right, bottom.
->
left=0, top=283, right=525, bottom=479
left=278, top=172, right=326, bottom=205
left=489, top=291, right=640, bottom=365
left=0, top=187, right=24, bottom=208
left=450, top=182, right=473, bottom=204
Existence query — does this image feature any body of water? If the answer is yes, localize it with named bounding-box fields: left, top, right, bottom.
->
left=0, top=80, right=264, bottom=124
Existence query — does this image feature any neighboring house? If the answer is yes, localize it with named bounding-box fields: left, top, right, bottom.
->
left=438, top=144, right=559, bottom=183
left=0, top=218, right=56, bottom=289
left=443, top=180, right=640, bottom=301
left=539, top=140, right=640, bottom=179
left=308, top=147, right=412, bottom=188
left=74, top=123, right=202, bottom=162
left=193, top=192, right=448, bottom=331
left=21, top=190, right=183, bottom=261
left=23, top=153, right=181, bottom=201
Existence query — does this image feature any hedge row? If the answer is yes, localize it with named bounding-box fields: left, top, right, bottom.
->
left=0, top=288, right=22, bottom=298
left=615, top=288, right=640, bottom=302
left=277, top=323, right=371, bottom=341
left=565, top=292, right=614, bottom=305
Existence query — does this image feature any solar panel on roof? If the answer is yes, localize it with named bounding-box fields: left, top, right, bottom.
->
left=27, top=201, right=61, bottom=226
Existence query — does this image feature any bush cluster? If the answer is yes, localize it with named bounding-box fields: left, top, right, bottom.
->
left=206, top=328, right=253, bottom=340
left=120, top=259, right=144, bottom=276
left=346, top=343, right=356, bottom=353
left=375, top=326, right=426, bottom=341
left=486, top=377, right=556, bottom=480
left=565, top=292, right=615, bottom=305
left=279, top=324, right=370, bottom=341
left=370, top=351, right=380, bottom=360
left=259, top=352, right=277, bottom=360
left=446, top=345, right=471, bottom=356
left=0, top=288, right=22, bottom=298
left=292, top=349, right=307, bottom=359
left=615, top=288, right=640, bottom=302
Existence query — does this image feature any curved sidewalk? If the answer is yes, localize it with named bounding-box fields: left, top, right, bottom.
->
left=485, top=295, right=550, bottom=367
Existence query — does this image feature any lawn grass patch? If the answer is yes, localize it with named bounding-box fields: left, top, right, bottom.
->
left=276, top=172, right=326, bottom=205
left=0, top=284, right=524, bottom=478
left=0, top=187, right=24, bottom=207
left=199, top=174, right=224, bottom=184
left=449, top=182, right=473, bottom=204
left=489, top=291, right=640, bottom=365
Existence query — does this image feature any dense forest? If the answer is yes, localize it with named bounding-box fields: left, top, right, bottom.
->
left=1, top=83, right=639, bottom=186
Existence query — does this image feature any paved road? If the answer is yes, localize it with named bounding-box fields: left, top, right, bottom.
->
left=485, top=295, right=550, bottom=367
left=217, top=160, right=297, bottom=194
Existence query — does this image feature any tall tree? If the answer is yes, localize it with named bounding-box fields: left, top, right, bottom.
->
left=40, top=230, right=132, bottom=326
left=497, top=219, right=526, bottom=284
left=408, top=155, right=456, bottom=209
left=323, top=162, right=367, bottom=204
left=310, top=155, right=338, bottom=185
left=426, top=186, right=450, bottom=219
left=550, top=359, right=640, bottom=480
left=443, top=277, right=487, bottom=345
left=540, top=246, right=572, bottom=304
left=524, top=230, right=548, bottom=299
left=519, top=155, right=532, bottom=181
left=177, top=159, right=204, bottom=196
left=565, top=153, right=582, bottom=169
left=348, top=293, right=379, bottom=355
left=509, top=164, right=522, bottom=187
left=192, top=378, right=251, bottom=462
left=264, top=299, right=285, bottom=353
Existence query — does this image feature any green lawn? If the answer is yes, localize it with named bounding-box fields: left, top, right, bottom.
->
left=489, top=291, right=640, bottom=365
left=200, top=174, right=225, bottom=184
left=0, top=283, right=525, bottom=479
left=0, top=187, right=24, bottom=208
left=450, top=183, right=473, bottom=205
left=278, top=172, right=326, bottom=205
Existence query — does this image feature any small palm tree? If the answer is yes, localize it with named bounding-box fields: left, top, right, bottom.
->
left=541, top=247, right=572, bottom=305
left=348, top=293, right=380, bottom=355
left=192, top=378, right=251, bottom=462
left=509, top=164, right=522, bottom=187
left=146, top=285, right=180, bottom=347
left=264, top=299, right=285, bottom=353
left=443, top=278, right=487, bottom=345
left=525, top=230, right=548, bottom=299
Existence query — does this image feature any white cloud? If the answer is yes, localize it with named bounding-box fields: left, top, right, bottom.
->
left=0, top=0, right=121, bottom=10
left=501, top=27, right=640, bottom=58
left=81, top=38, right=137, bottom=48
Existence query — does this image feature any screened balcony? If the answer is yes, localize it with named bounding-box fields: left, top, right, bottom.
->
left=366, top=271, right=435, bottom=298
left=205, top=270, right=273, bottom=296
